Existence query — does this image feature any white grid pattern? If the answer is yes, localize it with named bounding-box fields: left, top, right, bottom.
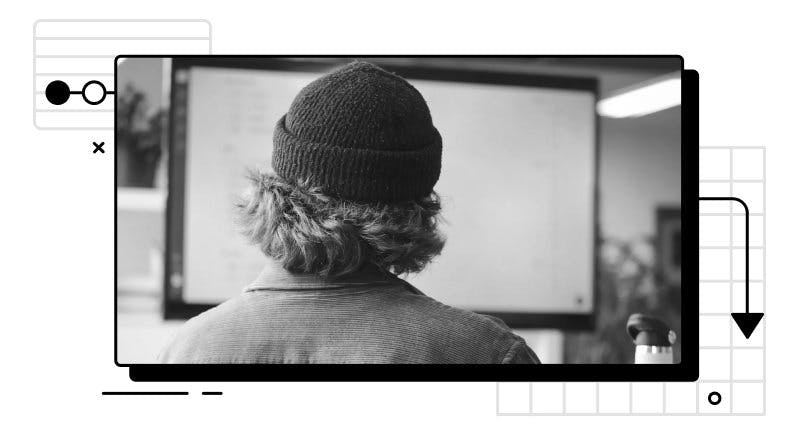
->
left=32, top=19, right=211, bottom=130
left=497, top=146, right=766, bottom=416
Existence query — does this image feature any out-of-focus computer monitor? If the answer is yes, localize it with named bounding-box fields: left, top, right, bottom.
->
left=164, top=58, right=598, bottom=329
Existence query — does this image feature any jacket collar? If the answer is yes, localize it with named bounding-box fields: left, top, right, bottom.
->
left=245, top=260, right=401, bottom=292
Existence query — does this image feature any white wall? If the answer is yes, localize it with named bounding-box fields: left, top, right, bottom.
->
left=600, top=106, right=682, bottom=241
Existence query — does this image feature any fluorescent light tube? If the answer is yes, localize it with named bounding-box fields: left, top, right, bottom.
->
left=597, top=73, right=681, bottom=118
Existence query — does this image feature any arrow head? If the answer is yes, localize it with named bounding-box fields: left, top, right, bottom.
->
left=731, top=313, right=764, bottom=339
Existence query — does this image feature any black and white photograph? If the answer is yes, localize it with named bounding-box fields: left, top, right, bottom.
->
left=115, top=56, right=684, bottom=366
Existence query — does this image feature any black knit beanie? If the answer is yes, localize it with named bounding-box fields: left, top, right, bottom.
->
left=272, top=61, right=442, bottom=203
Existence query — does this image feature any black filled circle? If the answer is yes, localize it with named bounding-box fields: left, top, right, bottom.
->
left=81, top=80, right=107, bottom=105
left=45, top=80, right=71, bottom=105
left=708, top=391, right=722, bottom=405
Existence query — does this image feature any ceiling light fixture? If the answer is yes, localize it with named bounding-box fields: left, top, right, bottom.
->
left=597, top=72, right=681, bottom=118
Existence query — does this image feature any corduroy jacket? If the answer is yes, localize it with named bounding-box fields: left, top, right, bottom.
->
left=159, top=262, right=540, bottom=364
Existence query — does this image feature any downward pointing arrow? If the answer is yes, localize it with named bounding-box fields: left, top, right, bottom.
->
left=731, top=313, right=764, bottom=339
left=699, top=196, right=764, bottom=338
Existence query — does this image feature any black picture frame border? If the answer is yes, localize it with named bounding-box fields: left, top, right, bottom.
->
left=114, top=55, right=697, bottom=382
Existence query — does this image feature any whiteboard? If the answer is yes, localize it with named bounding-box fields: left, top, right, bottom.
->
left=178, top=65, right=596, bottom=318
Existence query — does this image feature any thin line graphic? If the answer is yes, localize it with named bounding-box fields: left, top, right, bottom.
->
left=698, top=196, right=750, bottom=311
left=35, top=36, right=209, bottom=41
left=102, top=391, right=189, bottom=396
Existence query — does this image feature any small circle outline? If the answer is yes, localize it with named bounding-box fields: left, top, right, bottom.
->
left=707, top=391, right=722, bottom=405
left=81, top=80, right=107, bottom=105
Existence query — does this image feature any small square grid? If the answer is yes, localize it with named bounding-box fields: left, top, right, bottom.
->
left=497, top=146, right=766, bottom=416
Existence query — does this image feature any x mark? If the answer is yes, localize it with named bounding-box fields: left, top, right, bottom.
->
left=93, top=141, right=105, bottom=154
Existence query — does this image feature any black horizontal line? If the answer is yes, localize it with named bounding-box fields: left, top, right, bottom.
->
left=202, top=391, right=223, bottom=395
left=102, top=391, right=188, bottom=396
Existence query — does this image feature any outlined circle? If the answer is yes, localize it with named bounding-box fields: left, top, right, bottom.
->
left=45, top=80, right=71, bottom=105
left=81, top=80, right=107, bottom=105
left=707, top=391, right=722, bottom=405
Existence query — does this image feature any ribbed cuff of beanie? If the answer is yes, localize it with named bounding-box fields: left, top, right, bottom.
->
left=272, top=115, right=442, bottom=203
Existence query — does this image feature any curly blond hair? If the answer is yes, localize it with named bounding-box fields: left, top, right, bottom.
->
left=236, top=170, right=446, bottom=278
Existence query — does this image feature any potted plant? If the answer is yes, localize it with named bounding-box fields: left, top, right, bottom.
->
left=116, top=83, right=164, bottom=188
